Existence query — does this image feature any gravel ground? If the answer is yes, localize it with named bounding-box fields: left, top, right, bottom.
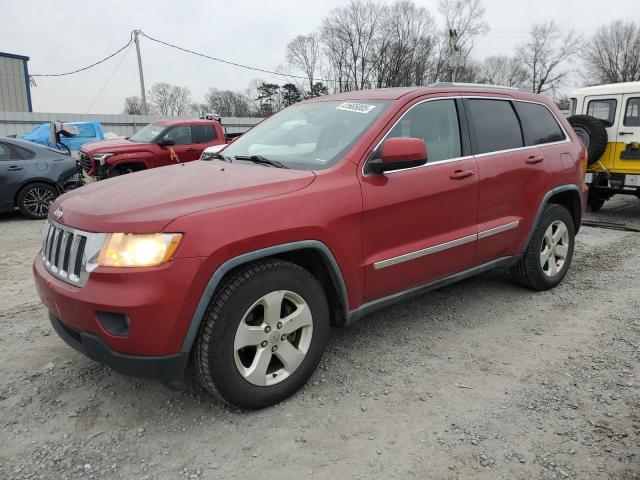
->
left=1, top=195, right=639, bottom=480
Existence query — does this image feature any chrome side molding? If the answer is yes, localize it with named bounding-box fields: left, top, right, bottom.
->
left=373, top=220, right=520, bottom=270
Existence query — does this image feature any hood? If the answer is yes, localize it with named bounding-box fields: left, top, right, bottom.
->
left=52, top=161, right=316, bottom=232
left=81, top=138, right=146, bottom=153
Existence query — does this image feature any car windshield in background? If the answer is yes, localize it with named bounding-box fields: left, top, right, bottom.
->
left=221, top=100, right=391, bottom=170
left=129, top=124, right=166, bottom=143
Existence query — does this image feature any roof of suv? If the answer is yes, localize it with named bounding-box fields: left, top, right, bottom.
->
left=307, top=84, right=542, bottom=102
left=571, top=81, right=640, bottom=97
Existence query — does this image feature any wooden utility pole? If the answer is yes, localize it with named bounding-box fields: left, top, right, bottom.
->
left=133, top=30, right=148, bottom=114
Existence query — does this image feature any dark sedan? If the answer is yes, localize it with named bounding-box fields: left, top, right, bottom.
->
left=0, top=137, right=79, bottom=219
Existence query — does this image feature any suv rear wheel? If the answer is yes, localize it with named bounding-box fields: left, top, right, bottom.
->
left=510, top=204, right=575, bottom=291
left=194, top=259, right=329, bottom=409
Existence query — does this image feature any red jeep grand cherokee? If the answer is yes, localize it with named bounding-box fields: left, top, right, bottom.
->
left=34, top=85, right=587, bottom=409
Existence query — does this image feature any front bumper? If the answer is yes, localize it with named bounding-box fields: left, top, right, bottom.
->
left=49, top=314, right=188, bottom=381
left=34, top=254, right=207, bottom=363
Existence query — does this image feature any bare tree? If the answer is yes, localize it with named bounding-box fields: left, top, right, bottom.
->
left=373, top=1, right=438, bottom=87
left=478, top=55, right=528, bottom=87
left=582, top=20, right=640, bottom=84
left=320, top=0, right=385, bottom=91
left=123, top=96, right=145, bottom=115
left=148, top=82, right=192, bottom=116
left=286, top=34, right=321, bottom=94
left=517, top=21, right=581, bottom=94
left=439, top=0, right=489, bottom=81
left=204, top=88, right=252, bottom=117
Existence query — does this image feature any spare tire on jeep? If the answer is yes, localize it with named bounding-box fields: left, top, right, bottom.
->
left=567, top=115, right=608, bottom=165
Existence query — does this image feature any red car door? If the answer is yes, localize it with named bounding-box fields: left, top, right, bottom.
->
left=360, top=97, right=479, bottom=302
left=158, top=125, right=201, bottom=166
left=465, top=98, right=557, bottom=265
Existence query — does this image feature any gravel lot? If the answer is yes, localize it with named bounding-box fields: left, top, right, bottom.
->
left=1, top=196, right=639, bottom=480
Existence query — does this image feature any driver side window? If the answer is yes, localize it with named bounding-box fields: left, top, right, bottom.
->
left=387, top=99, right=462, bottom=163
left=164, top=126, right=192, bottom=145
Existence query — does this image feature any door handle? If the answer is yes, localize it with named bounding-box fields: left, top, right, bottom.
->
left=449, top=169, right=474, bottom=180
left=619, top=131, right=633, bottom=136
left=186, top=148, right=197, bottom=152
left=7, top=165, right=23, bottom=171
left=526, top=155, right=544, bottom=164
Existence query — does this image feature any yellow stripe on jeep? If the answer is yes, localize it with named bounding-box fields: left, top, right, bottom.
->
left=588, top=142, right=640, bottom=174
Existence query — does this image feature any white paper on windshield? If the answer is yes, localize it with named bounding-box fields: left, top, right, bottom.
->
left=336, top=102, right=376, bottom=114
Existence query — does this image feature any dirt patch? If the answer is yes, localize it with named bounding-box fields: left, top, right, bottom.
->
left=1, top=196, right=639, bottom=480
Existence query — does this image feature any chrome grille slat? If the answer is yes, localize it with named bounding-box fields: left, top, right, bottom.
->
left=41, top=220, right=106, bottom=287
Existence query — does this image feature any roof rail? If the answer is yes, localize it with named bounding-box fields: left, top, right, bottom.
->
left=429, top=82, right=521, bottom=91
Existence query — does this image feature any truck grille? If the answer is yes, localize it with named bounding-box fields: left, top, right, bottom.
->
left=42, top=221, right=106, bottom=286
left=79, top=152, right=93, bottom=173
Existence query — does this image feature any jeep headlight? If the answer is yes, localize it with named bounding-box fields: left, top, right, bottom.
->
left=98, top=233, right=182, bottom=267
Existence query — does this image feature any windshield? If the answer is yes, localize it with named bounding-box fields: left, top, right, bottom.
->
left=129, top=123, right=166, bottom=143
left=221, top=100, right=390, bottom=170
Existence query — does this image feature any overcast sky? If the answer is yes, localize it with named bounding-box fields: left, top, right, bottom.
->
left=1, top=0, right=634, bottom=114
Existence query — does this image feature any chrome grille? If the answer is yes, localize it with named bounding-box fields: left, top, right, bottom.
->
left=79, top=152, right=93, bottom=172
left=42, top=221, right=106, bottom=286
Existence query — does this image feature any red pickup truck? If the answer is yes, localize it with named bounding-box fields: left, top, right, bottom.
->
left=79, top=118, right=228, bottom=179
left=34, top=85, right=587, bottom=409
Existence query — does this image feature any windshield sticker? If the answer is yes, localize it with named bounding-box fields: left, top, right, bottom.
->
left=336, top=102, right=376, bottom=114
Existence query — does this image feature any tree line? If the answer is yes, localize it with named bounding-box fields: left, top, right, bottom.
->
left=124, top=1, right=640, bottom=117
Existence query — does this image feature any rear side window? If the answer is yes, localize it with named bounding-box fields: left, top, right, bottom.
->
left=514, top=102, right=565, bottom=145
left=13, top=145, right=36, bottom=159
left=624, top=98, right=640, bottom=126
left=587, top=99, right=617, bottom=127
left=0, top=143, right=12, bottom=160
left=387, top=99, right=461, bottom=163
left=191, top=125, right=218, bottom=143
left=467, top=99, right=523, bottom=154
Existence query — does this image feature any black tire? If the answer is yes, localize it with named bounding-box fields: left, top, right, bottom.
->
left=510, top=204, right=575, bottom=291
left=16, top=182, right=58, bottom=220
left=567, top=115, right=608, bottom=166
left=194, top=259, right=329, bottom=409
left=588, top=198, right=605, bottom=212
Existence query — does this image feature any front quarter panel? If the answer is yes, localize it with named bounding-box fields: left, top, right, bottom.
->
left=164, top=161, right=365, bottom=316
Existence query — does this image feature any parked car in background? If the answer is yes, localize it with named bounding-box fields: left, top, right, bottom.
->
left=0, top=137, right=78, bottom=219
left=567, top=81, right=640, bottom=211
left=79, top=118, right=230, bottom=180
left=34, top=85, right=587, bottom=409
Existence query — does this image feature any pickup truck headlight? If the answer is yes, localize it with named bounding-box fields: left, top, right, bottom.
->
left=98, top=233, right=182, bottom=267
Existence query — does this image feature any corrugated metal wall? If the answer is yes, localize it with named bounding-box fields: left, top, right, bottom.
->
left=0, top=112, right=262, bottom=137
left=0, top=56, right=29, bottom=112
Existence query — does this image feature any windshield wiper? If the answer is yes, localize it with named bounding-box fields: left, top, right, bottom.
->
left=234, top=155, right=288, bottom=169
left=204, top=152, right=232, bottom=162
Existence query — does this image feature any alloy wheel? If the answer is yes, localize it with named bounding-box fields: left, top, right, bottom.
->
left=233, top=290, right=313, bottom=387
left=23, top=187, right=55, bottom=218
left=540, top=220, right=570, bottom=277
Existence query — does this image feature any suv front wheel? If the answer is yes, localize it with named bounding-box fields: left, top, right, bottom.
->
left=194, top=259, right=329, bottom=409
left=510, top=204, right=575, bottom=291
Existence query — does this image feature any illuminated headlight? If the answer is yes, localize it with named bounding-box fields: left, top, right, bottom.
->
left=91, top=153, right=115, bottom=165
left=98, top=233, right=182, bottom=267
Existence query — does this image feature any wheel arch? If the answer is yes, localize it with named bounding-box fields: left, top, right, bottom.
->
left=523, top=184, right=583, bottom=251
left=14, top=179, right=61, bottom=206
left=181, top=240, right=350, bottom=353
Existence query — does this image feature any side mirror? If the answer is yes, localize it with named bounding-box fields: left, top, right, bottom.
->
left=368, top=137, right=428, bottom=174
left=159, top=138, right=175, bottom=147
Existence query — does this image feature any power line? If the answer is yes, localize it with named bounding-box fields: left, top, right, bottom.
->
left=86, top=41, right=133, bottom=113
left=137, top=30, right=331, bottom=83
left=31, top=33, right=134, bottom=77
